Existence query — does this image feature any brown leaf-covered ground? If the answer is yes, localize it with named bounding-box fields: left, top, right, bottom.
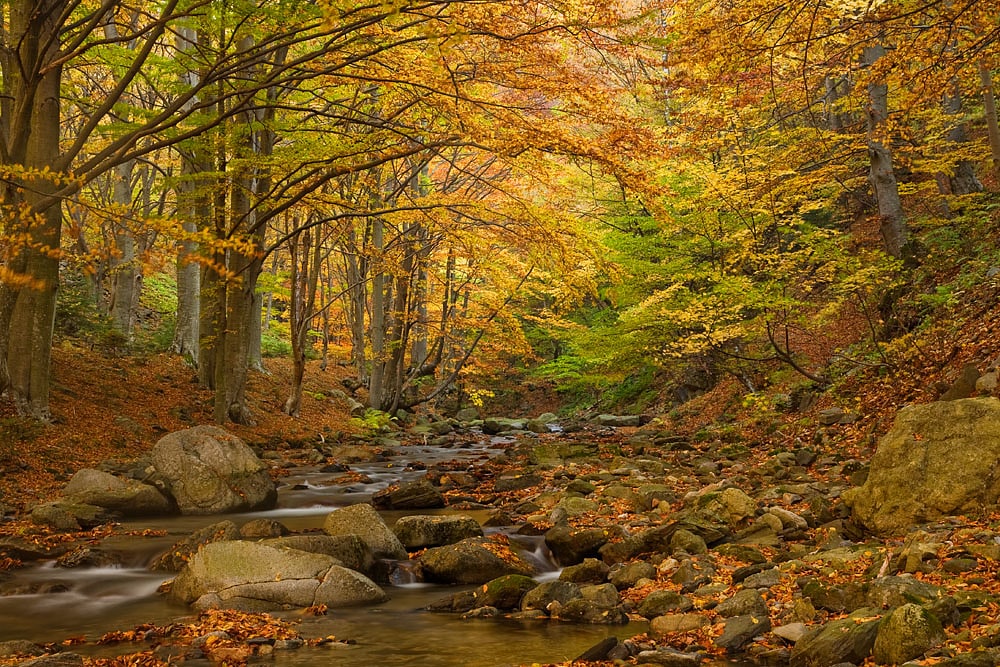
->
left=0, top=343, right=357, bottom=513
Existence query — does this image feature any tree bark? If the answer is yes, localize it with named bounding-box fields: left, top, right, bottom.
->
left=0, top=0, right=67, bottom=419
left=980, top=61, right=1000, bottom=187
left=863, top=44, right=907, bottom=259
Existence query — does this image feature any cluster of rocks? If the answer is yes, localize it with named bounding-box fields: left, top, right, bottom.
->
left=9, top=396, right=1000, bottom=667
left=29, top=425, right=277, bottom=530
left=405, top=397, right=1000, bottom=666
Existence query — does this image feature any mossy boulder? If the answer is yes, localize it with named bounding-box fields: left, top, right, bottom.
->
left=873, top=603, right=945, bottom=665
left=843, top=398, right=1000, bottom=534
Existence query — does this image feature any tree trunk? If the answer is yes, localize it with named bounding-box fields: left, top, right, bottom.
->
left=0, top=0, right=66, bottom=419
left=107, top=160, right=141, bottom=339
left=342, top=224, right=368, bottom=381
left=368, top=216, right=387, bottom=408
left=823, top=74, right=852, bottom=132
left=863, top=44, right=907, bottom=259
left=284, top=225, right=322, bottom=417
left=171, top=27, right=208, bottom=364
left=980, top=61, right=1000, bottom=187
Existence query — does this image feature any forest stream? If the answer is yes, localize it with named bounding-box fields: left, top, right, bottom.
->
left=0, top=434, right=750, bottom=667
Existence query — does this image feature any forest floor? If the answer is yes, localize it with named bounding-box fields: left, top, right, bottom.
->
left=0, top=343, right=358, bottom=512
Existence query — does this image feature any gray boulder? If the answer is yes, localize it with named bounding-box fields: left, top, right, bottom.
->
left=638, top=590, right=694, bottom=618
left=649, top=613, right=711, bottom=636
left=30, top=501, right=117, bottom=531
left=392, top=515, right=483, bottom=549
left=715, top=614, right=771, bottom=652
left=371, top=479, right=444, bottom=510
left=170, top=540, right=386, bottom=610
left=559, top=558, right=610, bottom=584
left=262, top=534, right=375, bottom=574
left=521, top=580, right=582, bottom=612
left=545, top=525, right=612, bottom=565
left=471, top=574, right=537, bottom=610
left=151, top=425, right=276, bottom=515
left=61, top=469, right=173, bottom=516
left=0, top=640, right=44, bottom=657
left=716, top=589, right=768, bottom=618
left=151, top=520, right=239, bottom=572
left=790, top=608, right=880, bottom=667
left=596, top=414, right=643, bottom=427
left=322, top=503, right=407, bottom=560
left=843, top=398, right=1000, bottom=534
left=872, top=603, right=945, bottom=665
left=418, top=537, right=535, bottom=584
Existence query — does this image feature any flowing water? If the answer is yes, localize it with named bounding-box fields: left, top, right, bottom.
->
left=0, top=435, right=747, bottom=666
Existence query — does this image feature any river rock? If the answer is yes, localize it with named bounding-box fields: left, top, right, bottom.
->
left=60, top=469, right=173, bottom=516
left=638, top=590, right=693, bottom=618
left=322, top=503, right=407, bottom=560
left=239, top=519, right=288, bottom=538
left=637, top=647, right=708, bottom=666
left=151, top=520, right=239, bottom=572
left=418, top=537, right=535, bottom=584
left=18, top=654, right=83, bottom=667
left=0, top=640, right=43, bottom=657
left=867, top=575, right=943, bottom=609
left=596, top=414, right=644, bottom=427
left=555, top=597, right=627, bottom=624
left=545, top=525, right=612, bottom=565
left=170, top=540, right=386, bottom=610
left=151, top=425, right=276, bottom=515
left=716, top=589, right=768, bottom=618
left=30, top=501, right=118, bottom=531
left=715, top=614, right=771, bottom=652
left=843, top=398, right=1000, bottom=534
left=650, top=613, right=711, bottom=635
left=790, top=608, right=881, bottom=667
left=472, top=574, right=537, bottom=610
left=671, top=528, right=707, bottom=555
left=0, top=537, right=67, bottom=561
left=800, top=576, right=867, bottom=613
left=872, top=603, right=945, bottom=665
left=575, top=637, right=619, bottom=662
left=371, top=479, right=444, bottom=510
left=772, top=622, right=808, bottom=643
left=392, top=515, right=483, bottom=549
left=56, top=546, right=121, bottom=568
left=522, top=580, right=582, bottom=612
left=610, top=560, right=656, bottom=589
left=494, top=473, right=543, bottom=492
left=702, top=487, right=758, bottom=525
left=262, top=535, right=375, bottom=574
left=559, top=558, right=610, bottom=584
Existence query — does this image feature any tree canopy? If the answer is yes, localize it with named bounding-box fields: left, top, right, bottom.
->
left=0, top=0, right=998, bottom=422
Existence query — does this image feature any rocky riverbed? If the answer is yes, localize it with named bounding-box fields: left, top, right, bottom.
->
left=3, top=400, right=1000, bottom=666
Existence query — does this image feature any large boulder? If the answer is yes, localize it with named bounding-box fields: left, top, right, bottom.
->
left=61, top=469, right=173, bottom=516
left=392, top=515, right=483, bottom=549
left=262, top=535, right=375, bottom=574
left=30, top=501, right=118, bottom=531
left=151, top=520, right=239, bottom=572
left=323, top=503, right=407, bottom=560
left=151, top=426, right=276, bottom=515
left=843, top=398, right=1000, bottom=534
left=790, top=608, right=880, bottom=667
left=418, top=537, right=535, bottom=584
left=170, top=540, right=386, bottom=610
left=872, top=603, right=945, bottom=665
